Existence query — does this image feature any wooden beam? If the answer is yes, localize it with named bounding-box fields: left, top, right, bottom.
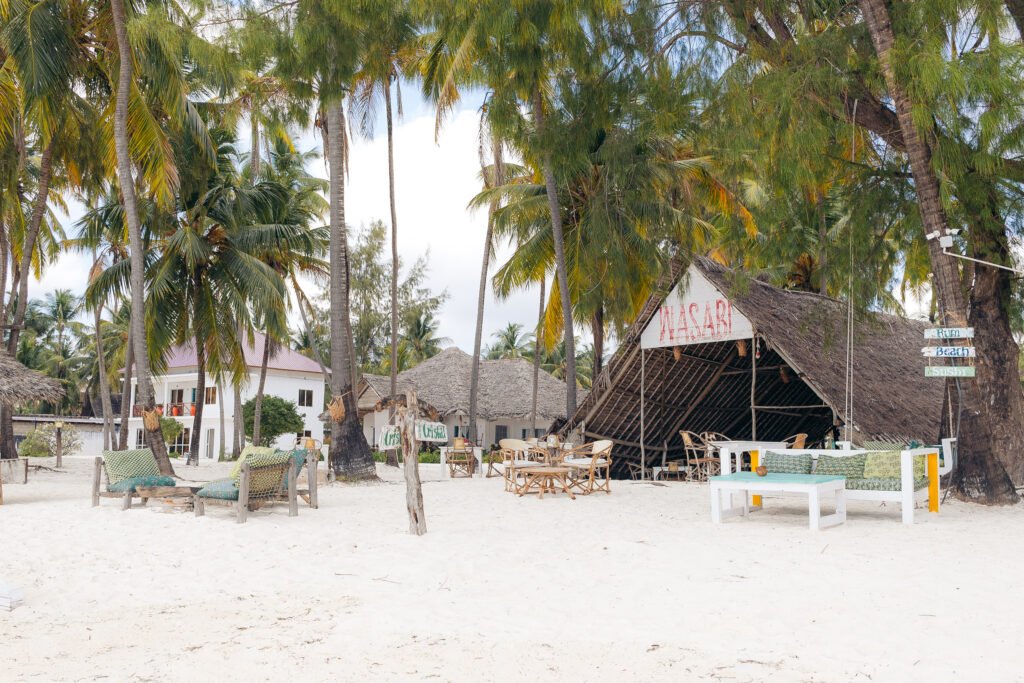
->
left=584, top=431, right=667, bottom=452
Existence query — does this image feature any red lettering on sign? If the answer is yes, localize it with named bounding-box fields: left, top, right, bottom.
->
left=715, top=300, right=729, bottom=336
left=659, top=306, right=673, bottom=343
left=703, top=303, right=716, bottom=337
left=689, top=304, right=700, bottom=340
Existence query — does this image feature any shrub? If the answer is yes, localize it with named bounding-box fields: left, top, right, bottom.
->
left=242, top=396, right=304, bottom=447
left=18, top=424, right=82, bottom=458
left=160, top=416, right=183, bottom=445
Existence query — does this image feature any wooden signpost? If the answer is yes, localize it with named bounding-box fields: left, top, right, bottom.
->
left=923, top=328, right=975, bottom=379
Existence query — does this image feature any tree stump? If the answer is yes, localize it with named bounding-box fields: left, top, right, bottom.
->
left=402, top=389, right=427, bottom=535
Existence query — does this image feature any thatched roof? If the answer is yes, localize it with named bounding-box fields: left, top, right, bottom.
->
left=359, top=347, right=578, bottom=423
left=561, top=257, right=945, bottom=471
left=0, top=352, right=63, bottom=406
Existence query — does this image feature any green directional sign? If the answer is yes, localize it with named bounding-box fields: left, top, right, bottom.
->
left=379, top=426, right=401, bottom=449
left=415, top=421, right=448, bottom=443
left=925, top=366, right=976, bottom=378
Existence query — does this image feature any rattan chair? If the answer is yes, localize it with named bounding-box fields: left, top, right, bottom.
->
left=784, top=433, right=808, bottom=450
left=563, top=440, right=613, bottom=495
left=499, top=438, right=541, bottom=493
left=680, top=431, right=713, bottom=481
left=447, top=437, right=475, bottom=477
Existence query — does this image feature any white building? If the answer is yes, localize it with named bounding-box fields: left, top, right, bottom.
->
left=357, top=347, right=581, bottom=449
left=127, top=333, right=326, bottom=460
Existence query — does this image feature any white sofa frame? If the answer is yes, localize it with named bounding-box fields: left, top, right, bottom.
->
left=754, top=446, right=942, bottom=525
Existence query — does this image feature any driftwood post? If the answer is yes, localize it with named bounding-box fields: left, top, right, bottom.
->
left=402, top=389, right=426, bottom=535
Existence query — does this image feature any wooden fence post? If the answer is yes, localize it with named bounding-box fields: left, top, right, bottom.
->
left=402, top=389, right=427, bottom=535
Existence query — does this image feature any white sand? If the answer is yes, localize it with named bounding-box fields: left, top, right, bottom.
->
left=1, top=456, right=1022, bottom=682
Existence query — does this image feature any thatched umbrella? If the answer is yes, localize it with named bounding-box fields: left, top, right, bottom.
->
left=0, top=352, right=63, bottom=406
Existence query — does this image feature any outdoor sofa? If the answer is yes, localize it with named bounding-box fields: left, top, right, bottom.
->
left=92, top=448, right=177, bottom=510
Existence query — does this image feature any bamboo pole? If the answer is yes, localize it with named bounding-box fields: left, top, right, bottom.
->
left=750, top=332, right=758, bottom=441
left=640, top=348, right=646, bottom=479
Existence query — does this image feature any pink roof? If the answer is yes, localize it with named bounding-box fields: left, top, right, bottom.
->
left=164, top=332, right=325, bottom=374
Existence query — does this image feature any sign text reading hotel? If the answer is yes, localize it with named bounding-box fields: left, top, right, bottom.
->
left=658, top=297, right=738, bottom=344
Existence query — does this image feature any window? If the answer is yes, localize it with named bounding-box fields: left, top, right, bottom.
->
left=170, top=389, right=184, bottom=404
left=296, top=430, right=312, bottom=441
left=135, top=429, right=144, bottom=448
left=205, top=387, right=217, bottom=405
left=169, top=428, right=191, bottom=455
left=521, top=429, right=528, bottom=439
left=298, top=389, right=314, bottom=408
left=453, top=425, right=460, bottom=437
left=494, top=425, right=508, bottom=442
left=535, top=429, right=544, bottom=438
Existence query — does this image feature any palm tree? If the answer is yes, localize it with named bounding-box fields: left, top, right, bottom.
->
left=350, top=1, right=419, bottom=453
left=400, top=311, right=450, bottom=366
left=486, top=323, right=531, bottom=359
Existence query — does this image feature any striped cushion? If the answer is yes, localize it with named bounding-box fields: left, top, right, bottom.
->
left=815, top=454, right=866, bottom=478
left=104, top=449, right=159, bottom=484
left=106, top=475, right=176, bottom=493
left=196, top=478, right=240, bottom=501
left=847, top=477, right=929, bottom=492
left=762, top=451, right=813, bottom=475
left=229, top=446, right=280, bottom=481
left=863, top=451, right=926, bottom=479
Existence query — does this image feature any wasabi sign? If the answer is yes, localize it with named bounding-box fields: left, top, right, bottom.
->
left=378, top=421, right=449, bottom=449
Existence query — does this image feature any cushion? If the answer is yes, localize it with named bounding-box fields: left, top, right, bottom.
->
left=229, top=446, right=282, bottom=481
left=846, top=477, right=930, bottom=492
left=103, top=449, right=159, bottom=485
left=196, top=478, right=240, bottom=501
left=564, top=457, right=609, bottom=467
left=863, top=451, right=926, bottom=479
left=815, top=454, right=866, bottom=478
left=761, top=451, right=813, bottom=475
left=106, top=474, right=176, bottom=493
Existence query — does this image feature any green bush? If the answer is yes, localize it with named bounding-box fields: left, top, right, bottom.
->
left=242, top=396, right=304, bottom=447
left=18, top=424, right=82, bottom=458
left=160, top=416, right=183, bottom=445
left=371, top=450, right=441, bottom=464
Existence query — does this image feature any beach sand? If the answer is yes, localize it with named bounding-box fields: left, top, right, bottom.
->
left=1, top=456, right=1022, bottom=682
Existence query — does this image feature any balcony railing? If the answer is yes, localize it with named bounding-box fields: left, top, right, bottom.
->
left=131, top=403, right=198, bottom=418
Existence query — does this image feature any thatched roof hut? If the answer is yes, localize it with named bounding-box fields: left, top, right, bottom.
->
left=560, top=257, right=945, bottom=472
left=0, top=352, right=63, bottom=406
left=359, top=347, right=578, bottom=425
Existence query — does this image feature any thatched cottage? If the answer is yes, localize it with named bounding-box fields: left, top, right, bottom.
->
left=357, top=347, right=579, bottom=448
left=559, top=257, right=947, bottom=475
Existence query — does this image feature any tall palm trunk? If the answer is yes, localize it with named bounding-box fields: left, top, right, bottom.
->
left=252, top=333, right=271, bottom=445
left=188, top=332, right=206, bottom=465
left=118, top=325, right=133, bottom=450
left=0, top=139, right=56, bottom=459
left=297, top=293, right=330, bottom=384
left=530, top=278, right=545, bottom=434
left=532, top=90, right=576, bottom=418
left=218, top=380, right=226, bottom=460
left=0, top=221, right=8, bottom=330
left=233, top=383, right=243, bottom=456
left=386, top=79, right=400, bottom=467
left=93, top=298, right=114, bottom=450
left=325, top=100, right=375, bottom=480
left=250, top=115, right=261, bottom=178
left=858, top=0, right=1016, bottom=504
left=111, top=0, right=173, bottom=475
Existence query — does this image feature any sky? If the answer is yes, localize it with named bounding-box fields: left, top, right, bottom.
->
left=32, top=88, right=550, bottom=355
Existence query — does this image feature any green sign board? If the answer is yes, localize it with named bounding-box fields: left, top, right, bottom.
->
left=925, top=366, right=976, bottom=378
left=378, top=421, right=449, bottom=448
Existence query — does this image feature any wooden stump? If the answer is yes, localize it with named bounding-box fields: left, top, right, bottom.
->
left=402, top=389, right=427, bottom=535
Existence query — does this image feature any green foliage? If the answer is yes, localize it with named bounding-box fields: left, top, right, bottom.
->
left=18, top=424, right=82, bottom=458
left=160, top=416, right=183, bottom=445
left=371, top=450, right=442, bottom=464
left=242, top=396, right=304, bottom=447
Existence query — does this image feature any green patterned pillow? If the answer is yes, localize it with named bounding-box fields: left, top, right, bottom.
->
left=863, top=451, right=926, bottom=479
left=196, top=478, right=240, bottom=500
left=762, top=451, right=813, bottom=474
left=104, top=449, right=159, bottom=485
left=107, top=474, right=176, bottom=493
left=229, top=446, right=279, bottom=480
left=846, top=477, right=929, bottom=492
left=816, top=454, right=866, bottom=478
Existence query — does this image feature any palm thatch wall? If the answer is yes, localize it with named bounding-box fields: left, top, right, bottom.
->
left=359, top=347, right=578, bottom=424
left=0, top=352, right=63, bottom=406
left=561, top=257, right=945, bottom=473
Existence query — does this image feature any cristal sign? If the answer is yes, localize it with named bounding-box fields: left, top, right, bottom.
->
left=415, top=421, right=448, bottom=443
left=379, top=426, right=401, bottom=450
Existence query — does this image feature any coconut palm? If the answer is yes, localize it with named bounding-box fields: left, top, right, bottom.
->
left=400, top=311, right=450, bottom=366
left=486, top=323, right=531, bottom=360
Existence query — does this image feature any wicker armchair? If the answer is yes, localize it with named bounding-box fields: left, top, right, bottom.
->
left=563, top=440, right=613, bottom=494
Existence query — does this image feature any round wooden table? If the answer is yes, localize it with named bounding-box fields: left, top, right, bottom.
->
left=517, top=466, right=575, bottom=500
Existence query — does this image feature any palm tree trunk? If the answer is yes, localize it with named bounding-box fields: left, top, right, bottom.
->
left=188, top=332, right=206, bottom=465
left=325, top=100, right=376, bottom=480
left=530, top=278, right=545, bottom=434
left=94, top=299, right=114, bottom=451
left=218, top=380, right=225, bottom=460
left=297, top=292, right=330, bottom=385
left=252, top=332, right=271, bottom=446
left=0, top=221, right=8, bottom=330
left=250, top=115, right=261, bottom=178
left=118, top=324, right=133, bottom=450
left=110, top=0, right=173, bottom=475
left=592, top=303, right=603, bottom=378
left=817, top=193, right=828, bottom=296
left=532, top=89, right=576, bottom=418
left=233, top=383, right=243, bottom=456
left=859, top=0, right=1016, bottom=504
left=386, top=79, right=400, bottom=467
left=468, top=219, right=493, bottom=448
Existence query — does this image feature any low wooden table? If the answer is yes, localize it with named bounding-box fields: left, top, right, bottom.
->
left=518, top=466, right=575, bottom=500
left=136, top=485, right=202, bottom=509
left=709, top=472, right=846, bottom=531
